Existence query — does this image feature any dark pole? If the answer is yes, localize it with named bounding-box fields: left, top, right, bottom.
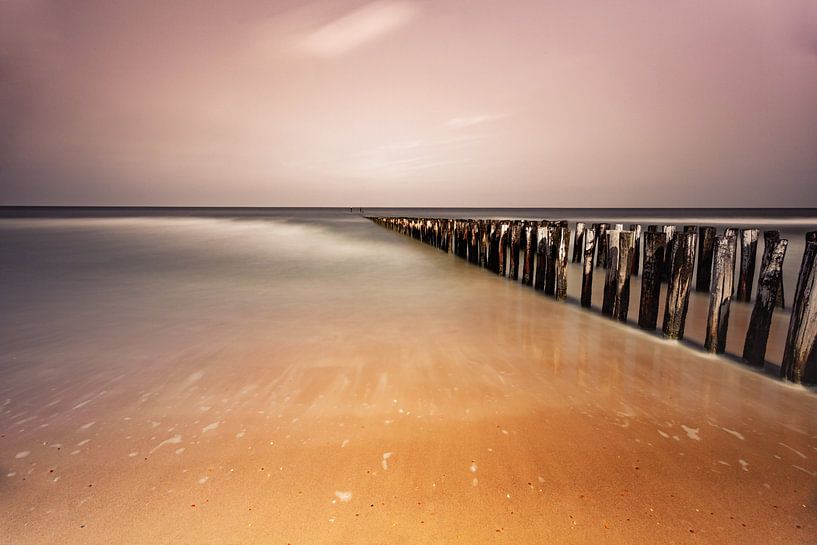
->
left=781, top=238, right=817, bottom=384
left=581, top=227, right=597, bottom=308
left=704, top=235, right=737, bottom=353
left=736, top=228, right=759, bottom=302
left=572, top=222, right=585, bottom=263
left=629, top=224, right=642, bottom=276
left=662, top=232, right=697, bottom=340
left=695, top=226, right=717, bottom=292
left=638, top=231, right=667, bottom=330
left=555, top=226, right=571, bottom=301
left=742, top=237, right=788, bottom=366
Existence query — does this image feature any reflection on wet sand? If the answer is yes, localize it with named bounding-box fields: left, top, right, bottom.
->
left=0, top=214, right=815, bottom=544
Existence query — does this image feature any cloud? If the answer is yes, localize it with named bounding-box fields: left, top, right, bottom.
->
left=443, top=114, right=507, bottom=130
left=298, top=0, right=418, bottom=58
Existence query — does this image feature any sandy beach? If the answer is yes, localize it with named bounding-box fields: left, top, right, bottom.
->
left=1, top=213, right=816, bottom=544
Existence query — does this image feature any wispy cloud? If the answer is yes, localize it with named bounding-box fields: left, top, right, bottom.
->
left=299, top=0, right=418, bottom=58
left=443, top=113, right=508, bottom=130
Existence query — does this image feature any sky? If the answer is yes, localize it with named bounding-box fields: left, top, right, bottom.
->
left=1, top=0, right=816, bottom=207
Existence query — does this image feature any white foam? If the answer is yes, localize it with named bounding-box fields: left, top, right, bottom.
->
left=149, top=434, right=182, bottom=455
left=707, top=421, right=745, bottom=440
left=738, top=459, right=749, bottom=471
left=15, top=451, right=30, bottom=459
left=778, top=442, right=807, bottom=459
left=469, top=462, right=478, bottom=473
left=202, top=422, right=220, bottom=433
left=334, top=490, right=353, bottom=502
left=681, top=425, right=701, bottom=441
left=381, top=452, right=393, bottom=470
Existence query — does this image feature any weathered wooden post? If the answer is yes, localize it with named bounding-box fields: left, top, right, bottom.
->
left=523, top=222, right=537, bottom=285
left=508, top=221, right=521, bottom=280
left=603, top=230, right=634, bottom=321
left=487, top=222, right=497, bottom=271
left=534, top=222, right=547, bottom=291
left=572, top=222, right=585, bottom=263
left=742, top=237, right=788, bottom=366
left=555, top=226, right=571, bottom=301
left=662, top=232, right=697, bottom=340
left=497, top=222, right=509, bottom=276
left=596, top=223, right=610, bottom=269
left=763, top=231, right=785, bottom=308
left=467, top=220, right=479, bottom=264
left=544, top=223, right=558, bottom=295
left=695, top=226, right=717, bottom=292
left=628, top=224, right=642, bottom=276
left=704, top=235, right=737, bottom=353
left=602, top=229, right=621, bottom=317
left=581, top=227, right=597, bottom=308
left=638, top=231, right=667, bottom=330
left=736, top=228, right=759, bottom=302
left=781, top=238, right=817, bottom=384
left=661, top=225, right=676, bottom=281
left=479, top=221, right=488, bottom=266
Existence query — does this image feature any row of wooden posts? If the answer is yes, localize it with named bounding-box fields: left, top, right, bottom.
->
left=369, top=217, right=817, bottom=386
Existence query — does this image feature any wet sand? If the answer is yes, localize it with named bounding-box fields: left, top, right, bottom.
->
left=1, top=215, right=816, bottom=544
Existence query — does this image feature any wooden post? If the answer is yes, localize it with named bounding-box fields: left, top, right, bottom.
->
left=662, top=232, right=697, bottom=340
left=628, top=224, right=642, bottom=276
left=763, top=231, right=785, bottom=308
left=523, top=222, right=537, bottom=285
left=534, top=222, right=547, bottom=290
left=638, top=231, right=667, bottom=330
left=604, top=230, right=634, bottom=321
left=736, top=228, right=759, bottom=302
left=508, top=221, right=521, bottom=280
left=555, top=226, right=571, bottom=301
left=497, top=222, right=509, bottom=276
left=544, top=223, right=558, bottom=295
left=487, top=222, right=499, bottom=272
left=581, top=227, right=597, bottom=308
left=661, top=225, right=676, bottom=281
left=695, top=226, right=717, bottom=292
left=468, top=220, right=479, bottom=264
left=781, top=239, right=817, bottom=384
left=596, top=223, right=610, bottom=269
left=572, top=222, right=585, bottom=263
left=704, top=235, right=736, bottom=353
left=602, top=229, right=621, bottom=317
left=479, top=221, right=489, bottom=266
left=742, top=237, right=788, bottom=366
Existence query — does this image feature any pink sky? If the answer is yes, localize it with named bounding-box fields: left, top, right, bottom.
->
left=1, top=0, right=816, bottom=206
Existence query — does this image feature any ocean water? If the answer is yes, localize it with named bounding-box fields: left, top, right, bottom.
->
left=2, top=208, right=817, bottom=544
left=1, top=208, right=815, bottom=370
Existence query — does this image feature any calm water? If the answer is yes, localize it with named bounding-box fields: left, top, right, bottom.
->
left=1, top=208, right=815, bottom=364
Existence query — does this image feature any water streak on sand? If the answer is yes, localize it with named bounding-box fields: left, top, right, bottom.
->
left=149, top=435, right=182, bottom=455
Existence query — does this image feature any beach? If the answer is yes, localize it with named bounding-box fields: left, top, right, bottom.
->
left=1, top=211, right=816, bottom=544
